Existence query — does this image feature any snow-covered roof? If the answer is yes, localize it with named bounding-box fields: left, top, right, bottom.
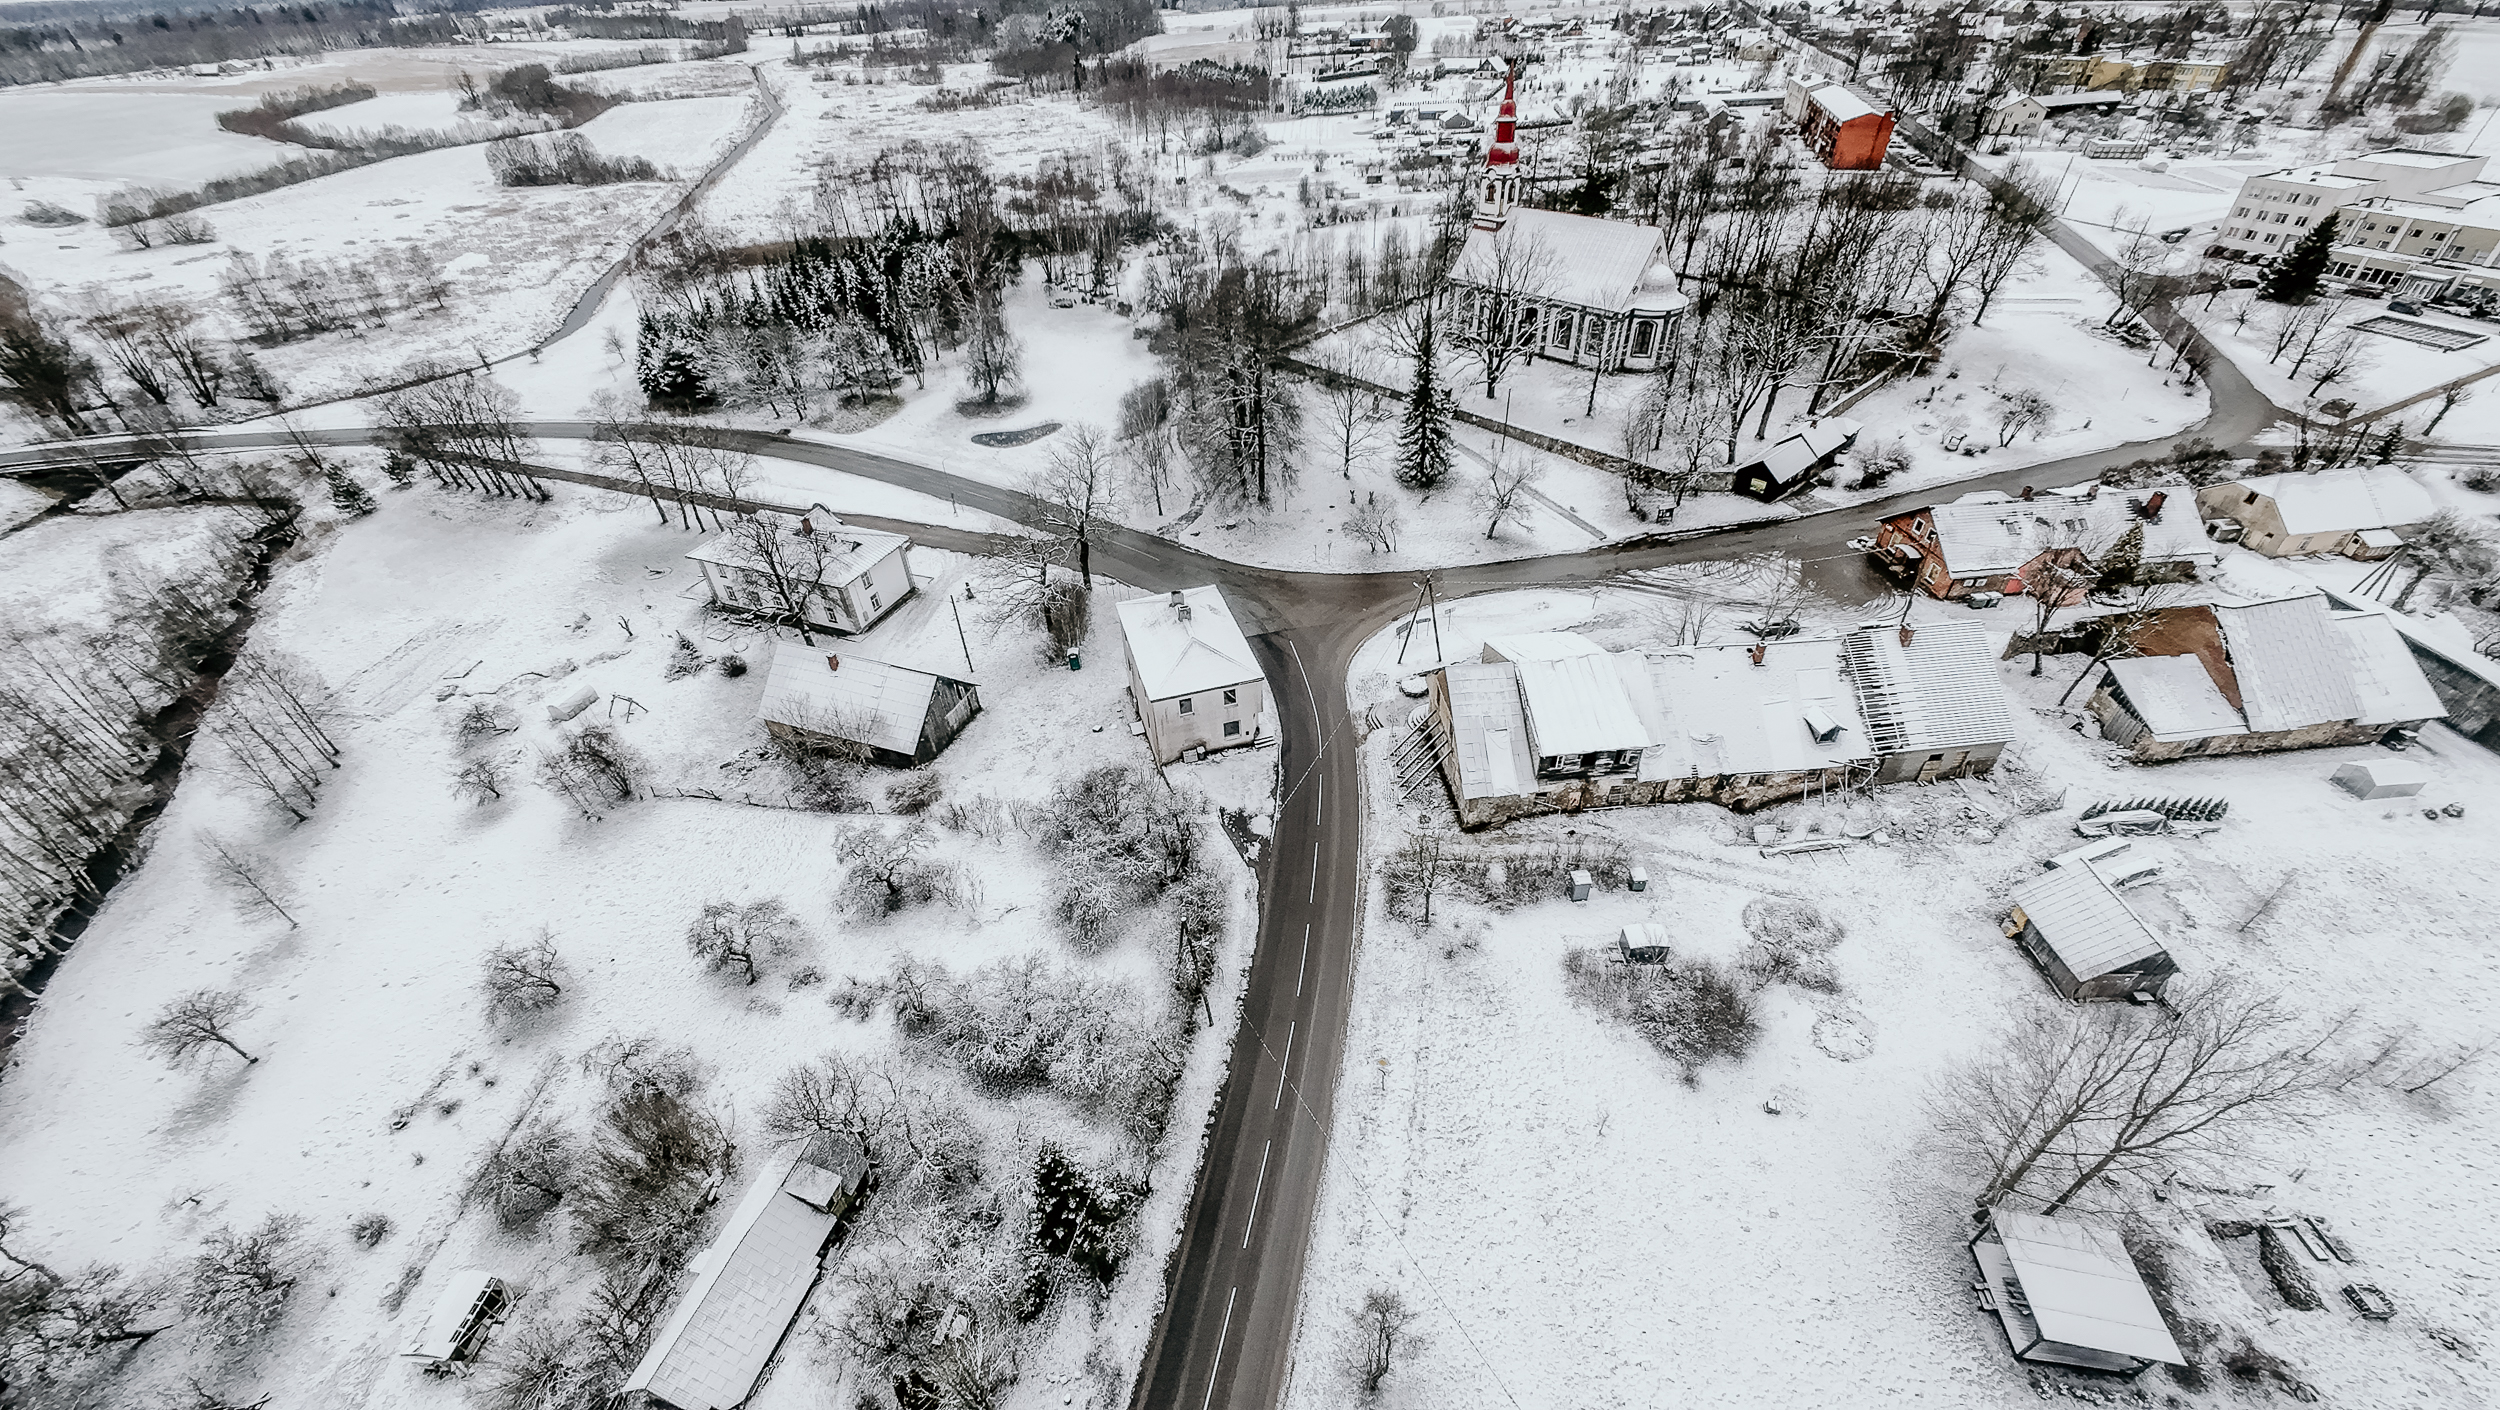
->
left=1480, top=631, right=1607, bottom=663
left=2011, top=864, right=2167, bottom=984
left=1443, top=660, right=1536, bottom=800
left=2214, top=595, right=2364, bottom=733
left=1990, top=1210, right=2185, bottom=1366
left=1741, top=418, right=1861, bottom=485
left=2330, top=610, right=2448, bottom=726
left=1629, top=638, right=1873, bottom=781
left=623, top=1150, right=853, bottom=1410
left=2228, top=470, right=2437, bottom=536
left=403, top=1270, right=501, bottom=1362
left=1987, top=92, right=2043, bottom=112
left=2103, top=655, right=2247, bottom=742
left=1515, top=653, right=1653, bottom=758
left=685, top=513, right=908, bottom=587
left=1805, top=83, right=1881, bottom=123
left=1451, top=208, right=1686, bottom=317
left=2033, top=91, right=2127, bottom=110
left=1916, top=485, right=2211, bottom=579
left=1841, top=621, right=2017, bottom=758
left=757, top=641, right=957, bottom=756
left=1116, top=586, right=1265, bottom=701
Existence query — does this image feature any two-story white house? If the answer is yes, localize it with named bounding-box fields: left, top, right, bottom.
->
left=686, top=508, right=914, bottom=637
left=1117, top=586, right=1269, bottom=764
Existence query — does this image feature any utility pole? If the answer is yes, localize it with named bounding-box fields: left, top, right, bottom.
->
left=950, top=597, right=976, bottom=676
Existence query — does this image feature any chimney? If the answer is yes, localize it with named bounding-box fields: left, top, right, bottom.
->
left=1749, top=641, right=1767, bottom=667
left=1898, top=624, right=1916, bottom=648
left=2019, top=485, right=2035, bottom=502
left=825, top=654, right=841, bottom=672
left=2143, top=490, right=2167, bottom=521
left=798, top=516, right=814, bottom=536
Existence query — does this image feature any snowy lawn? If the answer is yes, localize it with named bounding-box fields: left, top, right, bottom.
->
left=1287, top=586, right=2500, bottom=1410
left=0, top=481, right=1271, bottom=1410
left=2189, top=288, right=2500, bottom=424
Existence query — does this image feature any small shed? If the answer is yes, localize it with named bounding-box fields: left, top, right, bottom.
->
left=1732, top=419, right=1861, bottom=502
left=2333, top=757, right=2428, bottom=799
left=400, top=1270, right=512, bottom=1375
left=2005, top=864, right=2176, bottom=1002
left=1969, top=1207, right=2184, bottom=1374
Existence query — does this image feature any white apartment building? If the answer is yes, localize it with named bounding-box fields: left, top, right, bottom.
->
left=2209, top=149, right=2488, bottom=261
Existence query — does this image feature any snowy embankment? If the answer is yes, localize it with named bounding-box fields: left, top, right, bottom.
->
left=0, top=476, right=1271, bottom=1410
left=1284, top=586, right=2500, bottom=1410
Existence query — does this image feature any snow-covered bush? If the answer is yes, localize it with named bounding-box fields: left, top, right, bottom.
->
left=893, top=957, right=1184, bottom=1147
left=455, top=699, right=519, bottom=742
left=769, top=731, right=866, bottom=811
left=834, top=823, right=947, bottom=918
left=349, top=1212, right=392, bottom=1248
left=685, top=898, right=804, bottom=984
left=466, top=1119, right=580, bottom=1229
left=1561, top=948, right=1760, bottom=1085
left=885, top=771, right=943, bottom=815
left=181, top=1214, right=312, bottom=1354
left=569, top=1088, right=735, bottom=1272
left=1736, top=898, right=1845, bottom=993
left=535, top=724, right=645, bottom=813
left=579, top=1033, right=706, bottom=1098
left=480, top=930, right=567, bottom=1017
left=481, top=1317, right=603, bottom=1410
left=1029, top=765, right=1208, bottom=948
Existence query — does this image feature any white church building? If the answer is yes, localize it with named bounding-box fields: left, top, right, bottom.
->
left=1445, top=72, right=1690, bottom=375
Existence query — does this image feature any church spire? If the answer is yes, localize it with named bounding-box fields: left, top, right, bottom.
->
left=1473, top=67, right=1522, bottom=231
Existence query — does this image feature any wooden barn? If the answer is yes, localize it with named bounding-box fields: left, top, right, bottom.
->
left=756, top=641, right=980, bottom=768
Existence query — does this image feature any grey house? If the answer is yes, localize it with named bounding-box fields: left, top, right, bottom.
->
left=757, top=641, right=979, bottom=768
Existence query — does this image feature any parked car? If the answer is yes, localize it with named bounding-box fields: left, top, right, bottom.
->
left=2389, top=299, right=2422, bottom=316
left=1846, top=535, right=1875, bottom=552
left=1964, top=591, right=2004, bottom=609
left=1740, top=618, right=1802, bottom=639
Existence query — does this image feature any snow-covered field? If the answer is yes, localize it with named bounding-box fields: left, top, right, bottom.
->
left=0, top=476, right=1272, bottom=1409
left=0, top=90, right=287, bottom=184
left=1289, top=584, right=2500, bottom=1410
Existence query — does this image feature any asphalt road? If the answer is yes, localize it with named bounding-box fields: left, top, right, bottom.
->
left=0, top=362, right=2282, bottom=1408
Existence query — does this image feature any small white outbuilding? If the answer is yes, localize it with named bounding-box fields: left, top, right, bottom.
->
left=2332, top=757, right=2429, bottom=800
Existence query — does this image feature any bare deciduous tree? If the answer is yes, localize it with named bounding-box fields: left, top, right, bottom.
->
left=686, top=897, right=803, bottom=985
left=467, top=1120, right=581, bottom=1228
left=482, top=930, right=567, bottom=1017
left=1030, top=423, right=1119, bottom=586
left=1928, top=977, right=2335, bottom=1215
left=200, top=833, right=296, bottom=929
left=1341, top=1287, right=1421, bottom=1403
left=1341, top=495, right=1401, bottom=554
left=762, top=1051, right=890, bottom=1155
left=1450, top=229, right=1560, bottom=399
left=1469, top=447, right=1542, bottom=540
left=453, top=756, right=510, bottom=804
left=1311, top=362, right=1389, bottom=481
left=181, top=1213, right=308, bottom=1352
left=140, top=989, right=259, bottom=1067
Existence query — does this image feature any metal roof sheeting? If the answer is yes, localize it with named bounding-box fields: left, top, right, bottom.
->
left=2215, top=596, right=2363, bottom=733
left=2011, top=865, right=2167, bottom=983
left=2104, top=655, right=2248, bottom=742
left=2329, top=610, right=2449, bottom=726
left=624, top=1154, right=842, bottom=1410
left=1515, top=654, right=1654, bottom=758
left=1629, top=640, right=1874, bottom=780
left=757, top=642, right=950, bottom=757
left=1443, top=661, right=1536, bottom=800
left=1991, top=1210, right=2186, bottom=1366
left=1480, top=631, right=1607, bottom=664
left=1116, top=586, right=1266, bottom=701
left=1920, top=485, right=2213, bottom=579
left=1842, top=621, right=2018, bottom=757
left=2229, top=470, right=2437, bottom=536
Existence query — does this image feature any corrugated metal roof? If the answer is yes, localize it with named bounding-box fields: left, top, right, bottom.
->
left=1515, top=654, right=1653, bottom=758
left=1452, top=207, right=1673, bottom=314
left=1922, top=485, right=2212, bottom=579
left=1628, top=639, right=1874, bottom=780
left=2230, top=470, right=2437, bottom=536
left=1807, top=82, right=1882, bottom=123
left=1117, top=587, right=1266, bottom=701
left=1443, top=661, right=1535, bottom=800
left=624, top=1154, right=842, bottom=1410
left=1842, top=621, right=2017, bottom=757
left=1991, top=1210, right=2185, bottom=1365
left=2104, top=655, right=2247, bottom=742
left=2011, top=865, right=2166, bottom=982
left=757, top=642, right=950, bottom=756
left=2329, top=610, right=2448, bottom=726
left=2215, top=595, right=2363, bottom=733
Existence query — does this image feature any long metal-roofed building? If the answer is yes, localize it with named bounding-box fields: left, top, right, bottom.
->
left=1841, top=620, right=2019, bottom=784
left=1969, top=1207, right=2186, bottom=1374
left=622, top=1137, right=870, bottom=1410
left=2004, top=862, right=2176, bottom=1002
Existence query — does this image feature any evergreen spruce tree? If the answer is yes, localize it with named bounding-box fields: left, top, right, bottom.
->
left=2259, top=212, right=2338, bottom=304
left=326, top=465, right=377, bottom=518
left=2093, top=520, right=2144, bottom=591
left=1396, top=304, right=1454, bottom=493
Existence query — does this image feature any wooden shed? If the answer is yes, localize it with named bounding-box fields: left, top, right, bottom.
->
left=2004, top=865, right=2176, bottom=1002
left=1969, top=1207, right=2185, bottom=1374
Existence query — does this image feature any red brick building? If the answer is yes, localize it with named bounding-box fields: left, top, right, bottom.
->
left=1790, top=81, right=1895, bottom=172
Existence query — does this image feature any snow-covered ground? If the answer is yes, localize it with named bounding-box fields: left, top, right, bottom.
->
left=0, top=477, right=1272, bottom=1409
left=1289, top=584, right=2500, bottom=1410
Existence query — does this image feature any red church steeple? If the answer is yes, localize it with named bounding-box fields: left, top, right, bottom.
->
left=1474, top=68, right=1523, bottom=230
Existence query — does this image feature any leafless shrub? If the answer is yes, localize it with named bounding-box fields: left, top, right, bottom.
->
left=568, top=1087, right=736, bottom=1271
left=835, top=822, right=946, bottom=918
left=1562, top=948, right=1759, bottom=1084
left=455, top=700, right=519, bottom=742
left=1339, top=1287, right=1421, bottom=1403
left=535, top=724, right=645, bottom=813
left=140, top=989, right=259, bottom=1068
left=467, top=1120, right=580, bottom=1229
left=181, top=1214, right=310, bottom=1353
left=885, top=771, right=943, bottom=815
left=1736, top=897, right=1844, bottom=992
left=481, top=929, right=567, bottom=1017
left=579, top=1033, right=707, bottom=1099
left=894, top=957, right=1183, bottom=1148
left=481, top=1317, right=603, bottom=1410
left=686, top=897, right=804, bottom=984
left=453, top=756, right=510, bottom=804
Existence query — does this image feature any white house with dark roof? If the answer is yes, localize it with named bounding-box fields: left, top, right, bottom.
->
left=1117, top=586, right=1269, bottom=764
left=2196, top=470, right=2438, bottom=559
left=756, top=641, right=979, bottom=767
left=2088, top=593, right=2446, bottom=760
left=622, top=1138, right=869, bottom=1410
left=687, top=509, right=914, bottom=635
